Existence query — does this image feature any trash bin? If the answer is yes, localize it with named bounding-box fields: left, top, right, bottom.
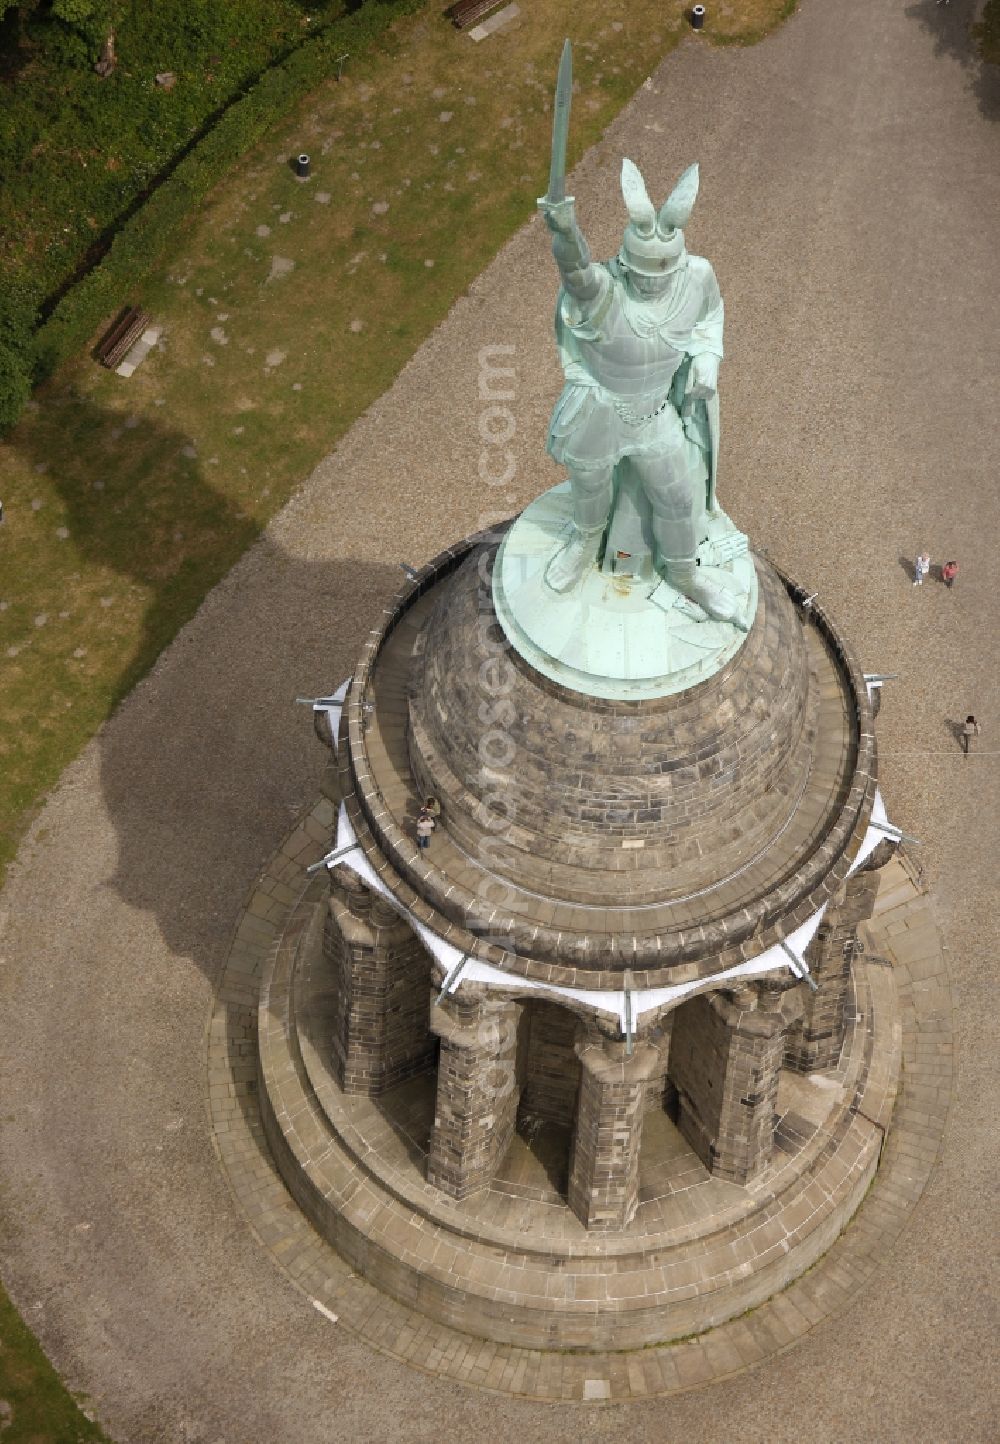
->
left=691, top=5, right=706, bottom=29
left=295, top=153, right=311, bottom=178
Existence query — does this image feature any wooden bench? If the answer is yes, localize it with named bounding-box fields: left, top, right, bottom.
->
left=444, top=0, right=505, bottom=30
left=95, top=306, right=150, bottom=369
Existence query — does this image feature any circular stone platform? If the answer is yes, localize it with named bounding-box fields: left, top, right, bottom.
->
left=211, top=807, right=941, bottom=1401
left=254, top=869, right=900, bottom=1352
left=492, top=482, right=758, bottom=700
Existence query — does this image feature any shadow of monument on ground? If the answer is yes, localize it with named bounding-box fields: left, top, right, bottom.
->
left=17, top=391, right=406, bottom=988
left=19, top=392, right=262, bottom=713
left=90, top=541, right=403, bottom=985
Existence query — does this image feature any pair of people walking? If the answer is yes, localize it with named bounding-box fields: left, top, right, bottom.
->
left=909, top=552, right=974, bottom=752
left=912, top=553, right=958, bottom=587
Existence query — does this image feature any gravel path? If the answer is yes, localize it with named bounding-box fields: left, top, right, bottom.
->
left=1, top=3, right=997, bottom=1441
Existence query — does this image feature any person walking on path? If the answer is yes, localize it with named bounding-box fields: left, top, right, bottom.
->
left=961, top=715, right=981, bottom=755
left=941, top=560, right=958, bottom=588
left=416, top=805, right=436, bottom=850
left=913, top=552, right=931, bottom=586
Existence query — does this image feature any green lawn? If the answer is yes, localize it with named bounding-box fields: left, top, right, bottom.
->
left=0, top=1288, right=109, bottom=1441
left=0, top=1, right=797, bottom=1434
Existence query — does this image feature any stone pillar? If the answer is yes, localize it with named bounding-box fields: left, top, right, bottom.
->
left=668, top=983, right=786, bottom=1185
left=427, top=991, right=524, bottom=1199
left=568, top=1026, right=663, bottom=1231
left=645, top=1011, right=676, bottom=1114
left=785, top=839, right=896, bottom=1074
left=325, top=867, right=434, bottom=1095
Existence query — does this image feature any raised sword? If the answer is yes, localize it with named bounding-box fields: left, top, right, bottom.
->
left=544, top=39, right=573, bottom=205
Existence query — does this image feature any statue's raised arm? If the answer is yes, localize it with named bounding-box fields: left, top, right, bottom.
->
left=538, top=197, right=606, bottom=312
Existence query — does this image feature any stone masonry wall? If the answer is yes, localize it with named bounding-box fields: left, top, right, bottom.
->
left=408, top=551, right=814, bottom=885
left=427, top=994, right=524, bottom=1198
left=669, top=988, right=785, bottom=1184
left=786, top=865, right=884, bottom=1073
left=520, top=1001, right=581, bottom=1127
left=324, top=871, right=434, bottom=1096
left=644, top=1014, right=675, bottom=1111
left=568, top=1035, right=663, bottom=1230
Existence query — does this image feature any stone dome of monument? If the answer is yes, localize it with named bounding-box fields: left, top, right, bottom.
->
left=408, top=546, right=815, bottom=907
left=343, top=532, right=874, bottom=988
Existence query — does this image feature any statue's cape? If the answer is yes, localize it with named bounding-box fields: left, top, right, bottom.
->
left=669, top=354, right=720, bottom=513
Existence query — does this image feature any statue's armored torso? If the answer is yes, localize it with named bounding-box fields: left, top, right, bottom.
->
left=557, top=256, right=720, bottom=403
left=548, top=256, right=723, bottom=474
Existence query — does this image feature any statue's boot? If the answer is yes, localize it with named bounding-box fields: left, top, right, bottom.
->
left=665, top=557, right=749, bottom=631
left=545, top=525, right=603, bottom=592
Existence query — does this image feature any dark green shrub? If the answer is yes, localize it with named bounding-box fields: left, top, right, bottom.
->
left=49, top=0, right=112, bottom=57
left=0, top=280, right=38, bottom=435
left=8, top=0, right=421, bottom=423
left=974, top=0, right=1000, bottom=64
left=0, top=340, right=33, bottom=434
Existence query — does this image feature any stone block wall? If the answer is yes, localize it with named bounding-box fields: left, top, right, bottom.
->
left=427, top=994, right=525, bottom=1198
left=519, top=1001, right=581, bottom=1127
left=407, top=552, right=815, bottom=892
left=669, top=987, right=785, bottom=1184
left=643, top=1014, right=675, bottom=1111
left=786, top=864, right=885, bottom=1073
left=324, top=870, right=434, bottom=1095
left=568, top=1034, right=663, bottom=1230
